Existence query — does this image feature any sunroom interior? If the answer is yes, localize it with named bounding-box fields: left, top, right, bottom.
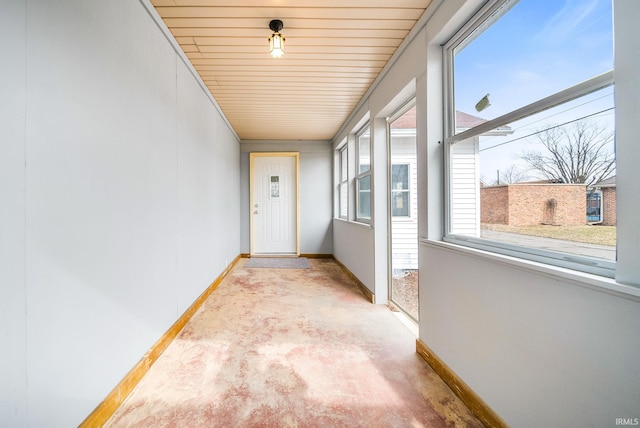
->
left=2, top=0, right=639, bottom=427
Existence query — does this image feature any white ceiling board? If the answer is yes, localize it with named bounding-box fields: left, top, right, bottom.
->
left=150, top=0, right=432, bottom=140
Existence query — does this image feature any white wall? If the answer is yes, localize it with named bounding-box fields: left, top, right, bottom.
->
left=240, top=141, right=333, bottom=255
left=417, top=2, right=640, bottom=426
left=331, top=18, right=425, bottom=301
left=614, top=0, right=640, bottom=286
left=420, top=244, right=640, bottom=427
left=0, top=1, right=240, bottom=426
left=332, top=220, right=375, bottom=293
left=0, top=0, right=27, bottom=425
left=331, top=0, right=640, bottom=425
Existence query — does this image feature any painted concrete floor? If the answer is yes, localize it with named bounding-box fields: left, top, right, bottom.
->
left=106, top=258, right=482, bottom=427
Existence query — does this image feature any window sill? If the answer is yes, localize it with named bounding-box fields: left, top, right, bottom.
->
left=333, top=217, right=373, bottom=229
left=419, top=238, right=640, bottom=302
left=355, top=219, right=372, bottom=226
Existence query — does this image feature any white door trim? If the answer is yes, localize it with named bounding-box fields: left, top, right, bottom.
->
left=250, top=152, right=300, bottom=256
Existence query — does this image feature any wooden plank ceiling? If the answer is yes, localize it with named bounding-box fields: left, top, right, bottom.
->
left=151, top=0, right=432, bottom=140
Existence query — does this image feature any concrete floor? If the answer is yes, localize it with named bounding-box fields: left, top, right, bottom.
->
left=106, top=258, right=482, bottom=427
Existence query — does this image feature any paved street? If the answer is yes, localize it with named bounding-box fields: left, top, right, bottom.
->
left=480, top=229, right=616, bottom=261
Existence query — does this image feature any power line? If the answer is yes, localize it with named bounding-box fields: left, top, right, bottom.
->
left=479, top=107, right=615, bottom=152
left=478, top=91, right=614, bottom=146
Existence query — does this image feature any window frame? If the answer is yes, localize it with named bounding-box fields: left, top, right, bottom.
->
left=443, top=0, right=616, bottom=278
left=338, top=143, right=348, bottom=220
left=355, top=123, right=372, bottom=223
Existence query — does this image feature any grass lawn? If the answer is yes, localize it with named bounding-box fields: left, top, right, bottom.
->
left=481, top=223, right=616, bottom=246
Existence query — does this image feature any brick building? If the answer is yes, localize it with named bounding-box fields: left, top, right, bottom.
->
left=481, top=183, right=587, bottom=226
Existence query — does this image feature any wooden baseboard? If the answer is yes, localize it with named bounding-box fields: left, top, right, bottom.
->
left=332, top=257, right=375, bottom=303
left=242, top=254, right=332, bottom=259
left=416, top=339, right=508, bottom=428
left=300, top=253, right=333, bottom=259
left=79, top=255, right=242, bottom=428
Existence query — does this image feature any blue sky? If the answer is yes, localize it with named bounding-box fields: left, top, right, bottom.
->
left=452, top=0, right=615, bottom=183
left=454, top=0, right=613, bottom=120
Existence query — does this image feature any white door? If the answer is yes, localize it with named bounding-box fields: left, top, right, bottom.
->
left=250, top=153, right=299, bottom=256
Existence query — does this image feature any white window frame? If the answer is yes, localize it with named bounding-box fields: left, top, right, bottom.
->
left=443, top=0, right=615, bottom=277
left=338, top=144, right=348, bottom=220
left=356, top=123, right=371, bottom=223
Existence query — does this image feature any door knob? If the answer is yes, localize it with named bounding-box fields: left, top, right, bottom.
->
left=254, top=210, right=259, bottom=214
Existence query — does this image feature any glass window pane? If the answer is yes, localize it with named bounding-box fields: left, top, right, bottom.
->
left=392, top=191, right=409, bottom=217
left=389, top=103, right=418, bottom=319
left=359, top=174, right=370, bottom=191
left=453, top=0, right=613, bottom=132
left=392, top=164, right=409, bottom=190
left=340, top=182, right=348, bottom=218
left=358, top=128, right=370, bottom=173
left=340, top=148, right=348, bottom=182
left=358, top=175, right=371, bottom=219
left=450, top=86, right=616, bottom=261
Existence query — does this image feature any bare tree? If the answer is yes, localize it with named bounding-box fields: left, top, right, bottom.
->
left=521, top=119, right=615, bottom=187
left=494, top=165, right=530, bottom=185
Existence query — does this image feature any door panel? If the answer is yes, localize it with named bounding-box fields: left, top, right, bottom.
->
left=389, top=105, right=419, bottom=321
left=251, top=154, right=298, bottom=255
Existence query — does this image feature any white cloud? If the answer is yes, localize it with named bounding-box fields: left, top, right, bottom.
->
left=515, top=69, right=539, bottom=82
left=534, top=0, right=598, bottom=44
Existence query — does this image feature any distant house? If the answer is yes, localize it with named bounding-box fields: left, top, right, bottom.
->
left=450, top=112, right=513, bottom=236
left=390, top=110, right=513, bottom=272
left=589, top=176, right=617, bottom=226
left=389, top=107, right=419, bottom=272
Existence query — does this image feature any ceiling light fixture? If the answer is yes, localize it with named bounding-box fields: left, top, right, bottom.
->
left=268, top=19, right=285, bottom=58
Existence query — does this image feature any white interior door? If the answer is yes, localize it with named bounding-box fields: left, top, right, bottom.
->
left=250, top=153, right=299, bottom=256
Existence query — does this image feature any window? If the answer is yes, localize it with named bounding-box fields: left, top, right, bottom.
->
left=391, top=164, right=410, bottom=217
left=339, top=144, right=348, bottom=219
left=444, top=0, right=615, bottom=276
left=356, top=125, right=371, bottom=222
